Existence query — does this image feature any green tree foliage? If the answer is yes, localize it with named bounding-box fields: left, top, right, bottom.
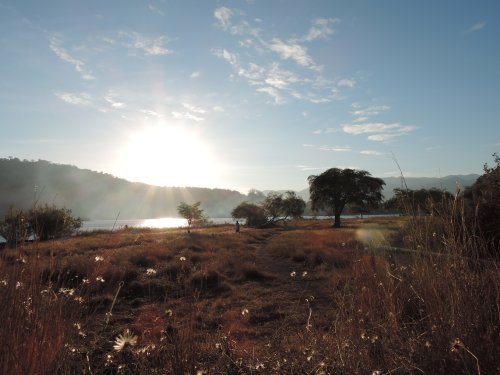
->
left=232, top=191, right=306, bottom=228
left=385, top=188, right=454, bottom=215
left=308, top=168, right=385, bottom=227
left=281, top=191, right=306, bottom=220
left=0, top=205, right=81, bottom=244
left=231, top=202, right=268, bottom=228
left=262, top=192, right=283, bottom=222
left=29, top=204, right=82, bottom=241
left=177, top=202, right=205, bottom=233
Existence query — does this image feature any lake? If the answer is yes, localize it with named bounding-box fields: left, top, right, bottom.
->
left=80, top=215, right=396, bottom=231
left=80, top=217, right=238, bottom=231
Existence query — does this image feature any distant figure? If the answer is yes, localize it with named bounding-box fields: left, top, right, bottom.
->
left=235, top=220, right=240, bottom=233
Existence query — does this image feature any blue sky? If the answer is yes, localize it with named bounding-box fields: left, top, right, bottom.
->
left=1, top=0, right=499, bottom=192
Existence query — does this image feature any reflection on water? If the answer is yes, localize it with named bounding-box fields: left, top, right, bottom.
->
left=80, top=217, right=237, bottom=231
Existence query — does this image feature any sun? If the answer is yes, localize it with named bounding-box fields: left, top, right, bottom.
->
left=115, top=123, right=220, bottom=187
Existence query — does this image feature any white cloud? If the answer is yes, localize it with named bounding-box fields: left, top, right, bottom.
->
left=353, top=117, right=368, bottom=123
left=464, top=21, right=486, bottom=34
left=140, top=109, right=162, bottom=117
left=148, top=4, right=164, bottom=16
left=256, top=86, right=285, bottom=104
left=342, top=122, right=415, bottom=135
left=238, top=62, right=265, bottom=82
left=182, top=103, right=206, bottom=114
left=297, top=165, right=328, bottom=171
left=214, top=7, right=234, bottom=30
left=360, top=150, right=383, bottom=156
left=172, top=111, right=204, bottom=122
left=318, top=145, right=352, bottom=152
left=300, top=17, right=339, bottom=42
left=54, top=91, right=92, bottom=105
left=350, top=105, right=390, bottom=117
left=190, top=71, right=201, bottom=79
left=313, top=129, right=322, bottom=134
left=267, top=38, right=321, bottom=71
left=213, top=106, right=225, bottom=112
left=338, top=78, right=356, bottom=88
left=342, top=122, right=416, bottom=142
left=213, top=48, right=238, bottom=65
left=104, top=93, right=126, bottom=109
left=49, top=36, right=95, bottom=80
left=119, top=31, right=173, bottom=56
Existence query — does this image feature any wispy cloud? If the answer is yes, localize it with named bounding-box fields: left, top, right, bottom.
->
left=318, top=145, right=352, bottom=152
left=190, top=71, right=201, bottom=79
left=49, top=36, right=95, bottom=80
left=104, top=92, right=126, bottom=109
left=182, top=103, right=206, bottom=114
left=350, top=105, right=390, bottom=117
left=54, top=91, right=92, bottom=105
left=343, top=122, right=417, bottom=142
left=118, top=31, right=173, bottom=56
left=303, top=143, right=352, bottom=152
left=463, top=21, right=486, bottom=35
left=256, top=86, right=285, bottom=104
left=171, top=102, right=207, bottom=122
left=212, top=7, right=348, bottom=104
left=214, top=7, right=234, bottom=30
left=360, top=150, right=383, bottom=156
left=296, top=17, right=339, bottom=42
left=148, top=4, right=164, bottom=16
left=172, top=111, right=204, bottom=122
left=297, top=165, right=329, bottom=171
left=212, top=48, right=238, bottom=65
left=337, top=78, right=356, bottom=88
left=267, top=38, right=321, bottom=71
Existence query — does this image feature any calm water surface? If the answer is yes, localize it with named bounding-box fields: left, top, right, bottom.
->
left=80, top=217, right=237, bottom=231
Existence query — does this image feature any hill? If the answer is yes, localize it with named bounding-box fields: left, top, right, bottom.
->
left=0, top=158, right=246, bottom=219
left=0, top=158, right=479, bottom=219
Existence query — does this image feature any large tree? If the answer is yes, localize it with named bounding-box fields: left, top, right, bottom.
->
left=308, top=168, right=385, bottom=227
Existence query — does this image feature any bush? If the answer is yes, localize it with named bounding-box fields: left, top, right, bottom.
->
left=0, top=204, right=81, bottom=244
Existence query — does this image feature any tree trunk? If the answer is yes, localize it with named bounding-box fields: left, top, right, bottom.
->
left=333, top=212, right=341, bottom=227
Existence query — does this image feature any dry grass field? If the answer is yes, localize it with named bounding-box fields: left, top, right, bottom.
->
left=0, top=217, right=498, bottom=374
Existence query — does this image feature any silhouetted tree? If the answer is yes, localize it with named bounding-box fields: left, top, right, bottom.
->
left=385, top=188, right=454, bottom=215
left=464, top=153, right=500, bottom=252
left=177, top=202, right=205, bottom=233
left=308, top=168, right=385, bottom=227
left=0, top=204, right=81, bottom=244
left=231, top=202, right=268, bottom=228
left=281, top=191, right=306, bottom=220
left=262, top=192, right=283, bottom=222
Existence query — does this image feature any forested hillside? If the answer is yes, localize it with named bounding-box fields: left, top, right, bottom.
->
left=0, top=158, right=246, bottom=219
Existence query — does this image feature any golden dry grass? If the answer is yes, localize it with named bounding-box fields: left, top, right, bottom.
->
left=0, top=218, right=498, bottom=374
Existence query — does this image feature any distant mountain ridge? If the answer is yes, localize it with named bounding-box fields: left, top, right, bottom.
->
left=0, top=158, right=479, bottom=219
left=0, top=158, right=246, bottom=219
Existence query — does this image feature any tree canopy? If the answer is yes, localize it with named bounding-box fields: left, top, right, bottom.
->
left=0, top=204, right=81, bottom=244
left=232, top=191, right=306, bottom=228
left=385, top=188, right=454, bottom=215
left=464, top=153, right=500, bottom=251
left=308, top=168, right=385, bottom=227
left=177, top=202, right=205, bottom=233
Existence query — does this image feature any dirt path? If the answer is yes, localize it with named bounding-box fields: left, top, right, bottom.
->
left=246, top=228, right=336, bottom=331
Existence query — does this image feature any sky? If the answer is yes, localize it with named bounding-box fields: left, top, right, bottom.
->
left=1, top=0, right=499, bottom=192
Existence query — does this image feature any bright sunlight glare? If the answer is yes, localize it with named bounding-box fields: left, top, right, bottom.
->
left=115, top=123, right=220, bottom=187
